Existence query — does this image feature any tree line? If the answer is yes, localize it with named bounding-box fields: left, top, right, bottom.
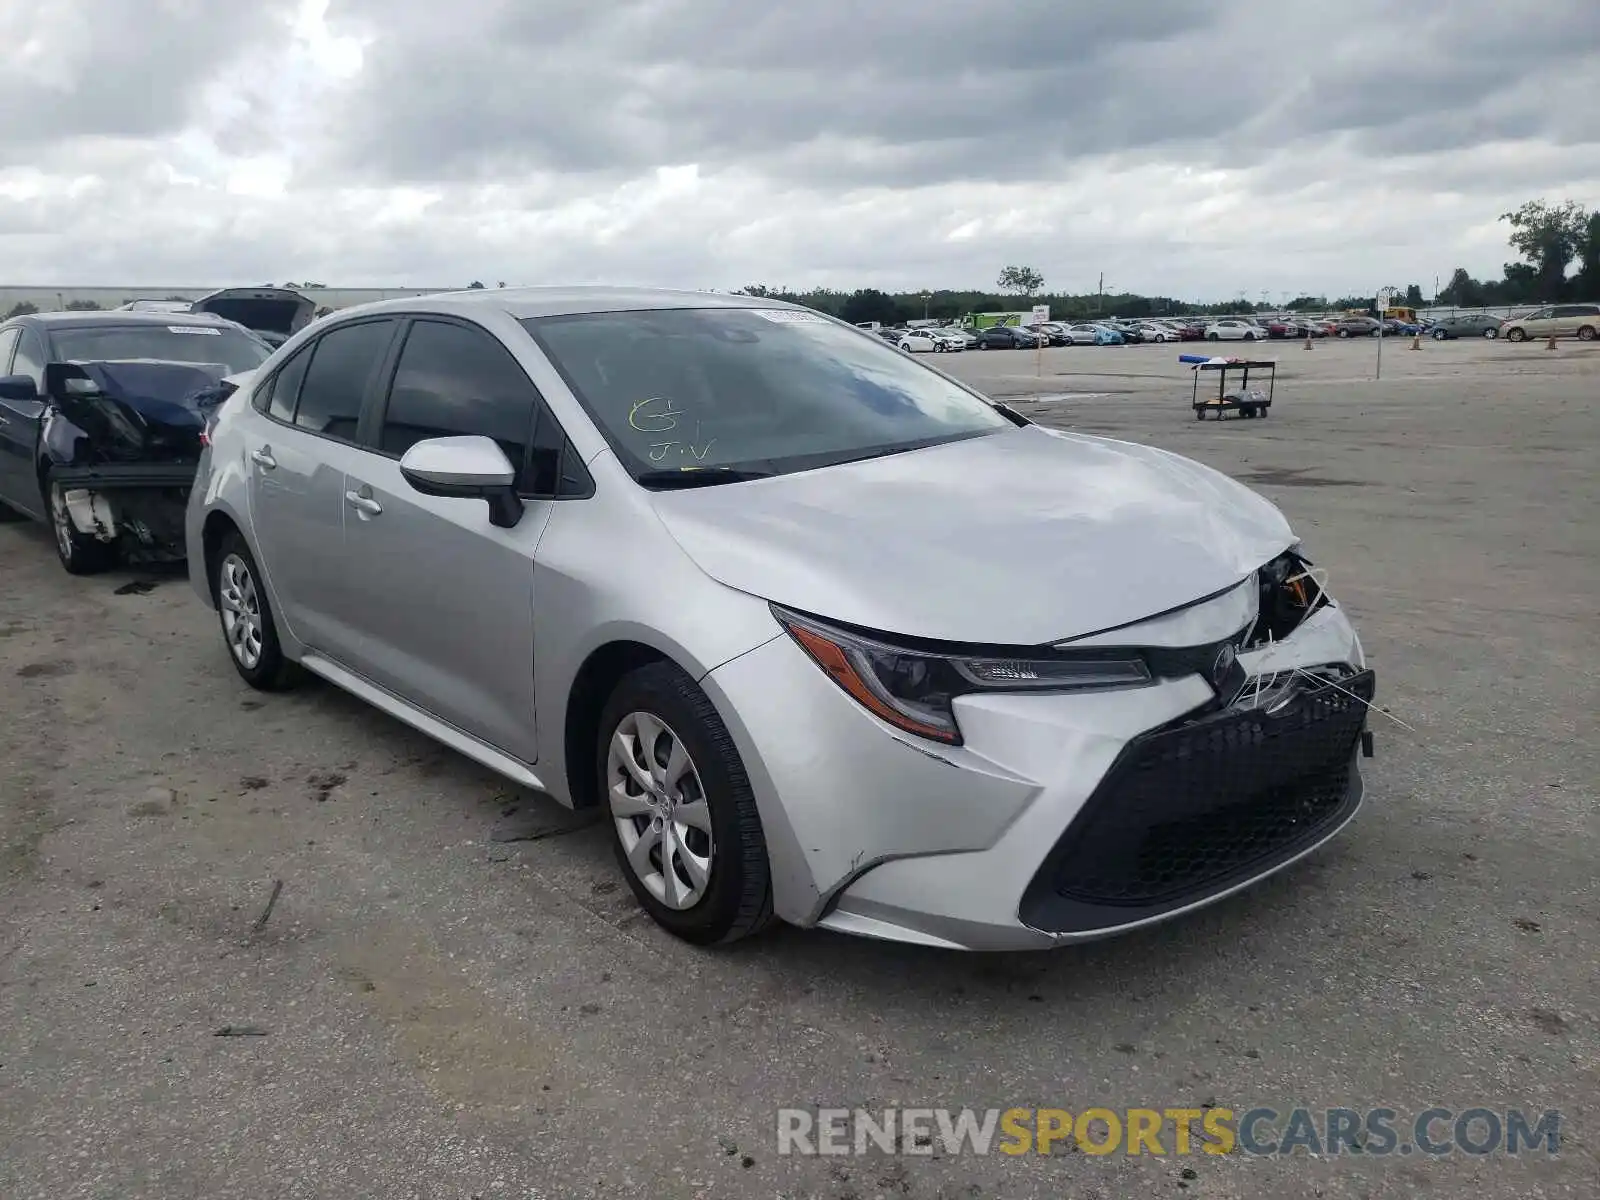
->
left=736, top=198, right=1597, bottom=324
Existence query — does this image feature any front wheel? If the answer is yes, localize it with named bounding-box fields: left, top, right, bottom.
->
left=1243, top=332, right=1256, bottom=341
left=1484, top=328, right=1498, bottom=339
left=1506, top=328, right=1526, bottom=342
left=1432, top=329, right=1447, bottom=340
left=598, top=662, right=773, bottom=945
left=1338, top=329, right=1350, bottom=338
left=1206, top=333, right=1219, bottom=342
left=48, top=478, right=116, bottom=575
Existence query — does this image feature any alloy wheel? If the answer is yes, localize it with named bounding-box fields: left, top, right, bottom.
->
left=217, top=552, right=264, bottom=670
left=607, top=711, right=714, bottom=910
left=49, top=486, right=76, bottom=561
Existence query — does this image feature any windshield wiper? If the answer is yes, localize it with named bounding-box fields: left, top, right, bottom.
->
left=635, top=466, right=775, bottom=489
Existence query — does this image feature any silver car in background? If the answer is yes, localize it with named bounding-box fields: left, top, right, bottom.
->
left=187, top=287, right=1375, bottom=950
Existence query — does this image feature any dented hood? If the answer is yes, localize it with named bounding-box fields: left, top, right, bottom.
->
left=649, top=425, right=1296, bottom=645
left=53, top=359, right=235, bottom=464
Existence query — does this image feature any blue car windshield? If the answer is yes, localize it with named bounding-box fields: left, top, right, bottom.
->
left=523, top=307, right=1008, bottom=482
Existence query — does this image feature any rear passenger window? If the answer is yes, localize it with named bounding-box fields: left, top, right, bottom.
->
left=257, top=345, right=312, bottom=421
left=378, top=320, right=537, bottom=477
left=293, top=320, right=394, bottom=441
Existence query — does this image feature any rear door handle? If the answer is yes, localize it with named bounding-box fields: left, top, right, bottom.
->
left=250, top=447, right=277, bottom=469
left=345, top=489, right=382, bottom=517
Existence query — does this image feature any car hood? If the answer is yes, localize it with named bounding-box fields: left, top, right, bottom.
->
left=649, top=425, right=1295, bottom=645
left=50, top=359, right=238, bottom=464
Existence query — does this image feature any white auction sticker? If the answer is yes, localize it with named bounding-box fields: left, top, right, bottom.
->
left=751, top=309, right=829, bottom=324
left=167, top=325, right=222, bottom=335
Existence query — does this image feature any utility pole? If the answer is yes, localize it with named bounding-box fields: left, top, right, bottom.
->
left=1097, top=272, right=1104, bottom=315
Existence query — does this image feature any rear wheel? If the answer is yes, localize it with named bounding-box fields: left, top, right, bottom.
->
left=1484, top=327, right=1498, bottom=339
left=1432, top=329, right=1447, bottom=340
left=213, top=531, right=299, bottom=690
left=48, top=478, right=116, bottom=575
left=1338, top=329, right=1350, bottom=338
left=1578, top=325, right=1596, bottom=342
left=598, top=662, right=773, bottom=945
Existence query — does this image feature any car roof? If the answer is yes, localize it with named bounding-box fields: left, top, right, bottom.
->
left=16, top=310, right=242, bottom=332
left=322, top=285, right=817, bottom=323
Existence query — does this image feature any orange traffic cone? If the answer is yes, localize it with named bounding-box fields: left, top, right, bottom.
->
left=1546, top=335, right=1558, bottom=350
left=1410, top=333, right=1420, bottom=350
left=1303, top=335, right=1313, bottom=350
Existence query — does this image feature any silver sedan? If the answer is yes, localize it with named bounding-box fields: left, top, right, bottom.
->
left=188, top=287, right=1375, bottom=949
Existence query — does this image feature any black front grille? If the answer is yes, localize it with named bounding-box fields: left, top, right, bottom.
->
left=1020, top=669, right=1374, bottom=934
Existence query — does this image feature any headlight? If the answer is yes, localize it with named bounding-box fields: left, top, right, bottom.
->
left=1252, top=545, right=1328, bottom=644
left=774, top=608, right=1151, bottom=745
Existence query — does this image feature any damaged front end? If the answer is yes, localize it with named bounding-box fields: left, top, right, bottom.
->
left=42, top=360, right=245, bottom=563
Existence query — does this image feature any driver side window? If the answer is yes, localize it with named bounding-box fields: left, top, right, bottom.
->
left=374, top=318, right=588, bottom=499
left=12, top=331, right=45, bottom=385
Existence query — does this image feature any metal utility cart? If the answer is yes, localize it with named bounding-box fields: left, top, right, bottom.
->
left=1189, top=358, right=1275, bottom=420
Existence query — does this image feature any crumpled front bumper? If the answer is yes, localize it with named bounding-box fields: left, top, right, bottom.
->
left=702, top=600, right=1369, bottom=951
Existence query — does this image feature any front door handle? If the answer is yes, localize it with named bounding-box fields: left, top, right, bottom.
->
left=250, top=447, right=277, bottom=469
left=345, top=488, right=383, bottom=517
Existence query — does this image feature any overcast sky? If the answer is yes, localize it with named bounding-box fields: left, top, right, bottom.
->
left=3, top=0, right=1598, bottom=299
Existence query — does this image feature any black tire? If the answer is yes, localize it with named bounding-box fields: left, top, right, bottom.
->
left=47, top=477, right=116, bottom=575
left=1243, top=332, right=1256, bottom=342
left=597, top=662, right=773, bottom=946
left=1337, top=329, right=1350, bottom=338
left=1484, top=327, right=1498, bottom=339
left=1206, top=333, right=1219, bottom=342
left=1432, top=329, right=1447, bottom=340
left=1578, top=325, right=1596, bottom=342
left=1507, top=328, right=1526, bottom=342
left=212, top=529, right=299, bottom=690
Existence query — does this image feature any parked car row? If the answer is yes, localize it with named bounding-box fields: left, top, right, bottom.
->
left=872, top=304, right=1595, bottom=356
left=0, top=286, right=1376, bottom=952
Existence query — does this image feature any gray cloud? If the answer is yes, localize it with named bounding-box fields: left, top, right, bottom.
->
left=0, top=0, right=296, bottom=164
left=317, top=0, right=1600, bottom=188
left=0, top=0, right=1597, bottom=296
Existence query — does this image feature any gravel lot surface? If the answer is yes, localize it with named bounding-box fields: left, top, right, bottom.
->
left=2, top=335, right=1595, bottom=1198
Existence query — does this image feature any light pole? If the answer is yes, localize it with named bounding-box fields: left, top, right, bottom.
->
left=921, top=291, right=931, bottom=321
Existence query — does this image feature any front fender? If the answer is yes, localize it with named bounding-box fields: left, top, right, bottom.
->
left=38, top=404, right=90, bottom=473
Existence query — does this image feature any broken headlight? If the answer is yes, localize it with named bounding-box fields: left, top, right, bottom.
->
left=1250, top=547, right=1328, bottom=645
left=775, top=607, right=1151, bottom=746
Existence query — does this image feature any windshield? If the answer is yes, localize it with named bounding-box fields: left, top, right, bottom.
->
left=50, top=324, right=273, bottom=374
left=523, top=307, right=1009, bottom=482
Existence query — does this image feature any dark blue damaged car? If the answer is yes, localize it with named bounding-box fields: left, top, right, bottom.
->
left=0, top=310, right=273, bottom=573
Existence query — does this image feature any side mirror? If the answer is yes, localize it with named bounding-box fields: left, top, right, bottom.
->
left=399, top=435, right=524, bottom=529
left=43, top=361, right=99, bottom=399
left=0, top=374, right=38, bottom=402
